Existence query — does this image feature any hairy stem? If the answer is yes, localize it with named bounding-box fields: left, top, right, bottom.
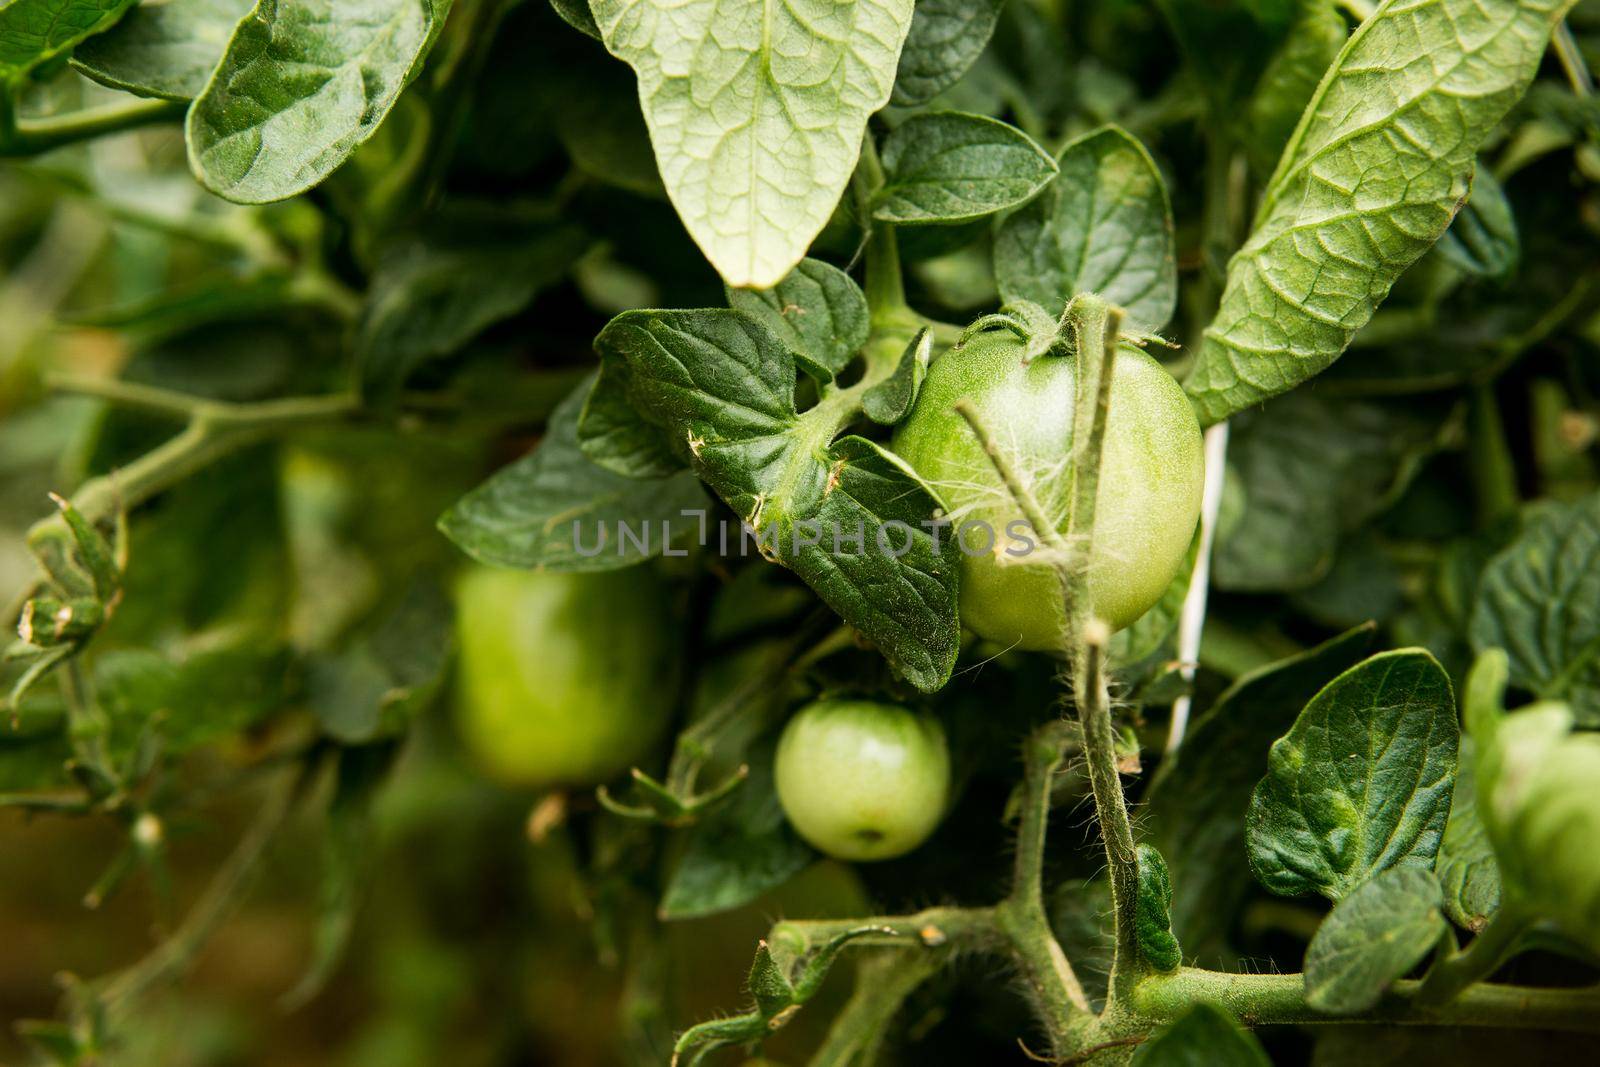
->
left=1131, top=966, right=1600, bottom=1033
left=0, top=99, right=185, bottom=157
left=807, top=950, right=943, bottom=1067
left=1415, top=908, right=1534, bottom=1006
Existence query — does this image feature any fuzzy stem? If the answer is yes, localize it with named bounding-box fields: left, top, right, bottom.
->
left=1414, top=908, right=1533, bottom=1006
left=807, top=950, right=944, bottom=1067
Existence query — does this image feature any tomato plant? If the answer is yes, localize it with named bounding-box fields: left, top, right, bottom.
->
left=3, top=2, right=1600, bottom=1066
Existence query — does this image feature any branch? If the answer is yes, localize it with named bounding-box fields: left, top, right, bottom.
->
left=1131, top=967, right=1600, bottom=1034
left=0, top=99, right=185, bottom=157
left=1415, top=908, right=1533, bottom=1006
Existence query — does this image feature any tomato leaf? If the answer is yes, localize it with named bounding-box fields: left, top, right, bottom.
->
left=726, top=258, right=870, bottom=383
left=0, top=0, right=136, bottom=86
left=658, top=742, right=814, bottom=920
left=577, top=358, right=686, bottom=480
left=1185, top=0, right=1576, bottom=426
left=1130, top=1004, right=1270, bottom=1066
left=1214, top=392, right=1447, bottom=593
left=357, top=215, right=590, bottom=397
left=1304, top=865, right=1446, bottom=1014
left=1135, top=844, right=1182, bottom=972
left=1434, top=164, right=1519, bottom=280
left=1241, top=0, right=1346, bottom=175
left=1145, top=624, right=1376, bottom=965
left=862, top=326, right=931, bottom=426
left=590, top=0, right=914, bottom=287
left=593, top=309, right=962, bottom=692
left=993, top=125, right=1176, bottom=331
left=1436, top=736, right=1502, bottom=931
left=187, top=0, right=452, bottom=203
left=1470, top=490, right=1600, bottom=725
left=440, top=378, right=706, bottom=573
left=873, top=111, right=1056, bottom=225
left=1246, top=649, right=1459, bottom=902
left=72, top=0, right=251, bottom=101
left=891, top=0, right=1004, bottom=107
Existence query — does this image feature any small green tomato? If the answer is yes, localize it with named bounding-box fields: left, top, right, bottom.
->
left=774, top=699, right=950, bottom=862
left=892, top=328, right=1203, bottom=649
left=454, top=565, right=674, bottom=788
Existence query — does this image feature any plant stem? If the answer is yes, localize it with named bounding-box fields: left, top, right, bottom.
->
left=852, top=132, right=909, bottom=328
left=1, top=99, right=185, bottom=157
left=1131, top=966, right=1600, bottom=1033
left=1414, top=908, right=1533, bottom=1005
left=97, top=764, right=303, bottom=1013
left=1467, top=384, right=1519, bottom=528
left=807, top=950, right=944, bottom=1067
left=1553, top=20, right=1595, bottom=98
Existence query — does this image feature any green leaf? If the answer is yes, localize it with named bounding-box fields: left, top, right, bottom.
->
left=993, top=125, right=1176, bottom=330
left=1470, top=491, right=1600, bottom=725
left=593, top=309, right=962, bottom=692
left=577, top=358, right=686, bottom=480
left=1145, top=624, right=1376, bottom=964
left=1213, top=392, right=1446, bottom=592
left=1437, top=736, right=1502, bottom=931
left=1242, top=0, right=1346, bottom=174
left=187, top=0, right=451, bottom=203
left=891, top=0, right=1004, bottom=107
left=1304, top=865, right=1446, bottom=1014
left=304, top=578, right=451, bottom=743
left=1135, top=844, right=1182, bottom=972
left=1131, top=1004, right=1270, bottom=1067
left=1434, top=164, right=1519, bottom=279
left=96, top=640, right=290, bottom=755
left=1247, top=649, right=1459, bottom=901
left=283, top=741, right=394, bottom=1009
left=1185, top=0, right=1577, bottom=426
left=548, top=0, right=598, bottom=40
left=658, top=741, right=814, bottom=920
left=72, top=0, right=252, bottom=101
left=357, top=217, right=590, bottom=396
left=0, top=0, right=135, bottom=85
left=590, top=0, right=914, bottom=287
left=439, top=376, right=706, bottom=572
left=726, top=258, right=870, bottom=382
left=873, top=111, right=1056, bottom=225
left=862, top=327, right=931, bottom=426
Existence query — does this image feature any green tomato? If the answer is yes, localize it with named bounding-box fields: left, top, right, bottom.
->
left=892, top=329, right=1203, bottom=649
left=774, top=699, right=950, bottom=862
left=453, top=565, right=674, bottom=788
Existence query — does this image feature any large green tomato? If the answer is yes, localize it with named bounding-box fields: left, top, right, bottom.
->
left=892, top=329, right=1203, bottom=650
left=774, top=699, right=950, bottom=862
left=453, top=565, right=674, bottom=788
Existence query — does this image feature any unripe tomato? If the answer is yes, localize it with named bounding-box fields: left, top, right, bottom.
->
left=892, top=329, right=1202, bottom=649
left=453, top=565, right=674, bottom=787
left=774, top=699, right=950, bottom=861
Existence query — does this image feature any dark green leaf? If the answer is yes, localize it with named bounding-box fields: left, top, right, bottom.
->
left=1304, top=865, right=1445, bottom=1014
left=993, top=125, right=1176, bottom=330
left=1135, top=844, right=1181, bottom=971
left=358, top=218, right=589, bottom=397
left=891, top=0, right=1004, bottom=107
left=305, top=578, right=451, bottom=743
left=1214, top=392, right=1446, bottom=592
left=658, top=742, right=814, bottom=920
left=1247, top=649, right=1459, bottom=901
left=187, top=0, right=451, bottom=202
left=1437, top=736, right=1502, bottom=931
left=1131, top=1004, right=1270, bottom=1066
left=1470, top=491, right=1600, bottom=725
left=726, top=258, right=870, bottom=382
left=96, top=640, right=290, bottom=755
left=440, top=376, right=706, bottom=571
left=873, top=111, right=1056, bottom=225
left=72, top=0, right=251, bottom=100
left=594, top=309, right=961, bottom=692
left=1186, top=0, right=1575, bottom=425
left=1434, top=164, right=1519, bottom=279
left=548, top=0, right=598, bottom=39
left=577, top=358, right=686, bottom=479
left=1242, top=0, right=1346, bottom=174
left=0, top=0, right=135, bottom=84
left=1145, top=624, right=1376, bottom=964
left=862, top=327, right=931, bottom=425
